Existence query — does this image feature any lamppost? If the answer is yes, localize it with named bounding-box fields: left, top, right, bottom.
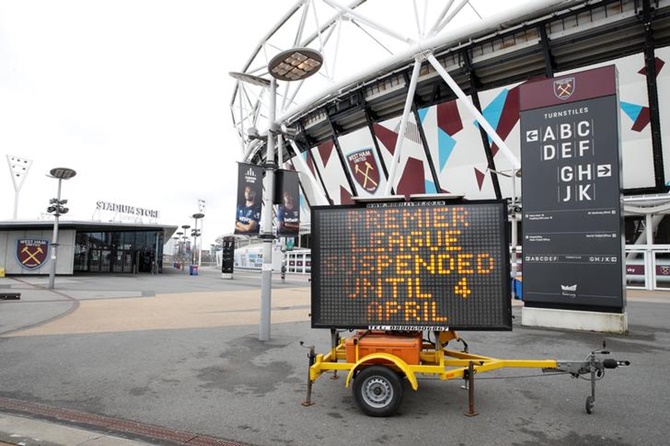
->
left=181, top=225, right=190, bottom=271
left=172, top=236, right=180, bottom=266
left=46, top=167, right=76, bottom=289
left=191, top=213, right=204, bottom=267
left=175, top=232, right=183, bottom=262
left=230, top=47, right=323, bottom=341
left=487, top=167, right=522, bottom=299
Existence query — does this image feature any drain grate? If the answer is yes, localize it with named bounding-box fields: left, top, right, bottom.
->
left=0, top=396, right=246, bottom=446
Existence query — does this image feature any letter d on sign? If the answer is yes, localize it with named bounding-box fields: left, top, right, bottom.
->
left=543, top=144, right=555, bottom=160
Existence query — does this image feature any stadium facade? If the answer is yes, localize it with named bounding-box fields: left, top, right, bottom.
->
left=229, top=0, right=670, bottom=290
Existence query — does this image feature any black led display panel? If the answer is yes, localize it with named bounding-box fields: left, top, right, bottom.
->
left=311, top=200, right=512, bottom=330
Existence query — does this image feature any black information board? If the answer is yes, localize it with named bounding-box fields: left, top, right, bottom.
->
left=311, top=200, right=511, bottom=330
left=520, top=65, right=625, bottom=312
left=221, top=236, right=235, bottom=274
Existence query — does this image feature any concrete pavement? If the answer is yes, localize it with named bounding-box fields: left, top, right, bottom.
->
left=0, top=411, right=150, bottom=446
left=0, top=267, right=311, bottom=445
left=0, top=267, right=668, bottom=445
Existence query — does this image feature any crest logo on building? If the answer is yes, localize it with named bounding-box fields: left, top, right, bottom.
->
left=553, top=77, right=575, bottom=100
left=16, top=239, right=49, bottom=270
left=347, top=148, right=380, bottom=193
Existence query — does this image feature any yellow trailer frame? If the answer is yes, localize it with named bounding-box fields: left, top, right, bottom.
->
left=303, top=330, right=629, bottom=417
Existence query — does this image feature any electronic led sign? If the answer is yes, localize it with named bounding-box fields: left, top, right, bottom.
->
left=311, top=200, right=512, bottom=331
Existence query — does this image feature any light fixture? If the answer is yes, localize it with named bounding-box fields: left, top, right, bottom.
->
left=49, top=167, right=77, bottom=180
left=268, top=48, right=323, bottom=82
left=229, top=71, right=271, bottom=87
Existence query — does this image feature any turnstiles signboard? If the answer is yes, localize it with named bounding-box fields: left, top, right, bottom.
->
left=519, top=65, right=626, bottom=312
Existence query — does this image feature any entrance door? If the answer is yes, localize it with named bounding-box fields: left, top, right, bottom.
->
left=89, top=250, right=101, bottom=272
left=101, top=250, right=112, bottom=272
left=138, top=251, right=154, bottom=273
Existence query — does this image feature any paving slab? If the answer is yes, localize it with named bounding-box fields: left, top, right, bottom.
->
left=0, top=268, right=667, bottom=446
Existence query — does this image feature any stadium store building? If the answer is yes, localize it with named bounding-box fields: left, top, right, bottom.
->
left=0, top=220, right=178, bottom=275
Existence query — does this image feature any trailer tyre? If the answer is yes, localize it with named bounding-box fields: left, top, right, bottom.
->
left=352, top=365, right=403, bottom=417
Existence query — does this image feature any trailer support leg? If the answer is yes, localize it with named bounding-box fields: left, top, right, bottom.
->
left=464, top=361, right=479, bottom=417
left=302, top=345, right=315, bottom=407
left=330, top=329, right=340, bottom=380
left=586, top=352, right=597, bottom=414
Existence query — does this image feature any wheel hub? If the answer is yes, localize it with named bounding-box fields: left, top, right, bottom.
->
left=363, top=377, right=393, bottom=408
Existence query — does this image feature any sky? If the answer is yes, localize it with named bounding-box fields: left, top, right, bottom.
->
left=0, top=0, right=542, bottom=248
left=0, top=0, right=290, bottom=248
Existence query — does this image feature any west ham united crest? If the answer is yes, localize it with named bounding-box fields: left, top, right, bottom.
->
left=347, top=148, right=380, bottom=193
left=553, top=77, right=575, bottom=100
left=16, top=239, right=49, bottom=270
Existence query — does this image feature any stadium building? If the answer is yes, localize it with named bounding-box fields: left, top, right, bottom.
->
left=229, top=0, right=670, bottom=291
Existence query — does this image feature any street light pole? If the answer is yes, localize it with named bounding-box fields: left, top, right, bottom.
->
left=198, top=218, right=204, bottom=268
left=181, top=225, right=190, bottom=271
left=192, top=213, right=204, bottom=267
left=230, top=47, right=323, bottom=342
left=175, top=232, right=183, bottom=269
left=172, top=236, right=179, bottom=265
left=46, top=167, right=76, bottom=289
left=259, top=77, right=277, bottom=342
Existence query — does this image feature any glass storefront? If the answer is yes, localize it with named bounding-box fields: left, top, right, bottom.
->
left=74, top=230, right=165, bottom=273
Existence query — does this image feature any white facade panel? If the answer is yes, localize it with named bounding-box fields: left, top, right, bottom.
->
left=1, top=229, right=75, bottom=275
left=306, top=140, right=352, bottom=205
left=556, top=53, right=654, bottom=189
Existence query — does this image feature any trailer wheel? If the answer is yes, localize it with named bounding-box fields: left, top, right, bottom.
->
left=352, top=365, right=403, bottom=417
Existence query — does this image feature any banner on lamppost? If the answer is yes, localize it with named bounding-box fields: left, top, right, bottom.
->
left=235, top=163, right=263, bottom=236
left=274, top=170, right=300, bottom=237
left=519, top=65, right=625, bottom=312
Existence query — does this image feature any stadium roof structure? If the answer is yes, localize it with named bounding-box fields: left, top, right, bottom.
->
left=229, top=0, right=670, bottom=205
left=0, top=220, right=178, bottom=237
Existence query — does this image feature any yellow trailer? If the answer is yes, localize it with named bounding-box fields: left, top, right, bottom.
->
left=303, top=330, right=629, bottom=417
left=305, top=199, right=630, bottom=416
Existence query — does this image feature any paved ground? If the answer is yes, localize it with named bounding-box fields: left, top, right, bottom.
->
left=0, top=267, right=668, bottom=445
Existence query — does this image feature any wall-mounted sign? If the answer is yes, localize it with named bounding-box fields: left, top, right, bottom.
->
left=311, top=200, right=511, bottom=331
left=347, top=148, right=380, bottom=194
left=16, top=238, right=49, bottom=270
left=520, top=65, right=625, bottom=312
left=96, top=201, right=160, bottom=219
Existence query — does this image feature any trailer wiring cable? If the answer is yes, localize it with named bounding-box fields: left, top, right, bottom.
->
left=461, top=371, right=591, bottom=380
